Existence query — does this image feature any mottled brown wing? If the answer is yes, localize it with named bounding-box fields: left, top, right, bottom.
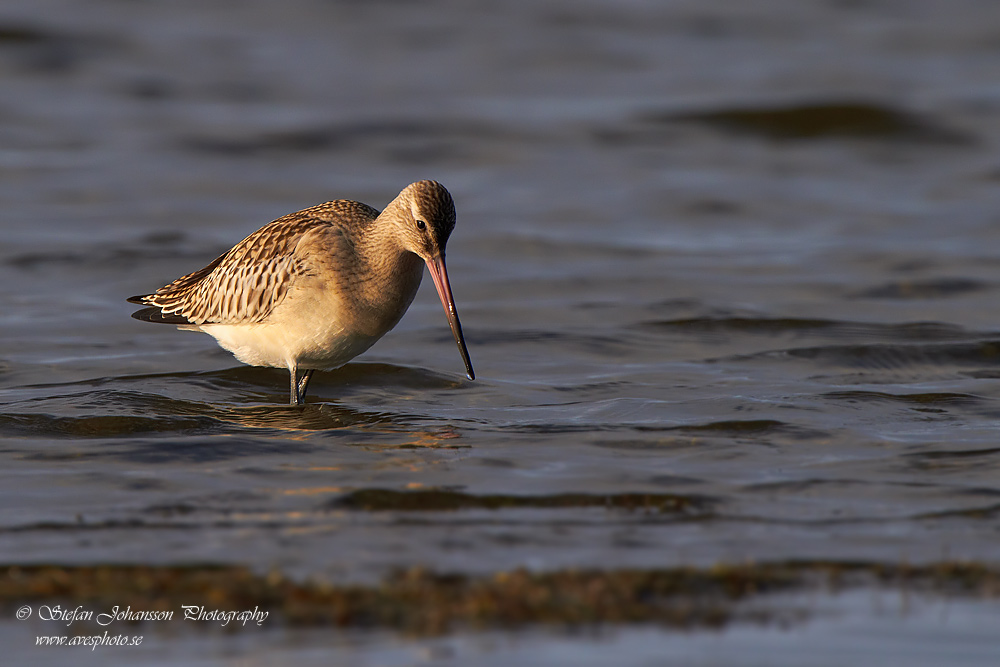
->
left=130, top=201, right=379, bottom=325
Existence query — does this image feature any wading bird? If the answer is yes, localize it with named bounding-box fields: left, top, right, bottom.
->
left=129, top=180, right=474, bottom=404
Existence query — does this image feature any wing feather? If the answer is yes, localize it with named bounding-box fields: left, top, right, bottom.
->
left=129, top=201, right=379, bottom=325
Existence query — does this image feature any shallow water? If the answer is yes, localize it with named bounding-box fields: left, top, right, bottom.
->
left=2, top=0, right=1000, bottom=662
left=5, top=590, right=999, bottom=667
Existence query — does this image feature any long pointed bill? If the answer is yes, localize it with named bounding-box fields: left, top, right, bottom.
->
left=426, top=255, right=475, bottom=380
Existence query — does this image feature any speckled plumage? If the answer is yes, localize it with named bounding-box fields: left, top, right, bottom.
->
left=129, top=180, right=474, bottom=404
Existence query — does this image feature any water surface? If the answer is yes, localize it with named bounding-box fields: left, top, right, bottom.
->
left=1, top=0, right=1000, bottom=663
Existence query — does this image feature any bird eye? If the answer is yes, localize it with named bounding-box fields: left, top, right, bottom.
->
left=415, top=219, right=427, bottom=230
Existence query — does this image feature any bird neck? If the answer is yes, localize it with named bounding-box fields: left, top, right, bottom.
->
left=345, top=207, right=424, bottom=334
left=359, top=202, right=420, bottom=279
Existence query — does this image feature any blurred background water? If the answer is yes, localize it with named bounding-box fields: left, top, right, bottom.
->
left=2, top=0, right=1000, bottom=664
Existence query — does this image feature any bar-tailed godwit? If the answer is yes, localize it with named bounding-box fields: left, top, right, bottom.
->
left=129, top=180, right=474, bottom=404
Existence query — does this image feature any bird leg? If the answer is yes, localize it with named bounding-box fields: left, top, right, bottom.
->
left=289, top=367, right=300, bottom=405
left=290, top=368, right=315, bottom=405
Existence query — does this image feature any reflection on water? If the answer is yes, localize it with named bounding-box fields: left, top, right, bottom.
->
left=2, top=0, right=1000, bottom=661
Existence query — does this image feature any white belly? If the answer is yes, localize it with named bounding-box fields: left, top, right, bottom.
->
left=190, top=282, right=383, bottom=371
left=195, top=321, right=379, bottom=370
